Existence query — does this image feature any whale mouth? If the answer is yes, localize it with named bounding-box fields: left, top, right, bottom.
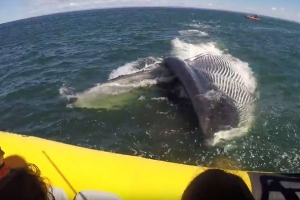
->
left=64, top=53, right=256, bottom=143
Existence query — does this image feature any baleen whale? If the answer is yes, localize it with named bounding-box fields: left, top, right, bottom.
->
left=71, top=53, right=256, bottom=141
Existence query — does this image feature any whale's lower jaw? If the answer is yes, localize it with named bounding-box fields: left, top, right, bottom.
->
left=193, top=90, right=240, bottom=138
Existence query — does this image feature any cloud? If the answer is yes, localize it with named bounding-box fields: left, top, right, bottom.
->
left=271, top=7, right=276, bottom=11
left=203, top=2, right=213, bottom=6
left=69, top=3, right=79, bottom=7
left=28, top=0, right=145, bottom=16
left=27, top=0, right=218, bottom=17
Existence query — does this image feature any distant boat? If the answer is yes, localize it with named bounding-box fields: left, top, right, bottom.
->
left=245, top=14, right=261, bottom=21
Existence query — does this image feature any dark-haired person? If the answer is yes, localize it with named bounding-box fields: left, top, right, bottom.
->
left=0, top=163, right=53, bottom=200
left=0, top=162, right=121, bottom=200
left=181, top=169, right=255, bottom=200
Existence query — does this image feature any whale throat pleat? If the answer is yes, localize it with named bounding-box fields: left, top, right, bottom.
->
left=189, top=53, right=255, bottom=124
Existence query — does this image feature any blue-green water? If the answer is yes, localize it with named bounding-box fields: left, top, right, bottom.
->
left=1, top=7, right=300, bottom=172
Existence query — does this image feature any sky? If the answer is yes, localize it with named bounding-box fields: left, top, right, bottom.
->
left=0, top=0, right=300, bottom=24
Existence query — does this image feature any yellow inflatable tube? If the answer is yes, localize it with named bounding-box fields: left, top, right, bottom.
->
left=1, top=131, right=298, bottom=200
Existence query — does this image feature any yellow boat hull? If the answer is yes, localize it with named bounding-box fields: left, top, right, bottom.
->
left=1, top=131, right=299, bottom=200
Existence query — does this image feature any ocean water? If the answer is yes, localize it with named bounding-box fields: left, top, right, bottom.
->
left=1, top=7, right=300, bottom=173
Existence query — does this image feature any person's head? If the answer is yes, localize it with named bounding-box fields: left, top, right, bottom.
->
left=4, top=155, right=28, bottom=169
left=0, top=163, right=52, bottom=200
left=181, top=169, right=255, bottom=200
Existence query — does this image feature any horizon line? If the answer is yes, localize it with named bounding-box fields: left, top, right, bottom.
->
left=0, top=5, right=299, bottom=26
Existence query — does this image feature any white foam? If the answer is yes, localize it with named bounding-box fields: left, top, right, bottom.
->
left=59, top=84, right=76, bottom=100
left=178, top=30, right=209, bottom=37
left=151, top=97, right=168, bottom=101
left=138, top=96, right=146, bottom=101
left=108, top=61, right=140, bottom=80
left=188, top=22, right=211, bottom=29
left=108, top=57, right=162, bottom=80
left=171, top=38, right=223, bottom=59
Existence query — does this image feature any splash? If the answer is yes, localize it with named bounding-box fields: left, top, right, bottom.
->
left=108, top=57, right=162, bottom=80
left=188, top=21, right=211, bottom=29
left=178, top=30, right=209, bottom=37
left=59, top=84, right=76, bottom=100
left=171, top=37, right=223, bottom=59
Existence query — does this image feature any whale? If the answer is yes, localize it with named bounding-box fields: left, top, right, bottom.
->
left=71, top=53, right=256, bottom=141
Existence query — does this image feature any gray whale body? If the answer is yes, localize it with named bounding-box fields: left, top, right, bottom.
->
left=72, top=53, right=255, bottom=140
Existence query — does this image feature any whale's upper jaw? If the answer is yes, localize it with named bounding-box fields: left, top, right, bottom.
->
left=161, top=56, right=213, bottom=135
